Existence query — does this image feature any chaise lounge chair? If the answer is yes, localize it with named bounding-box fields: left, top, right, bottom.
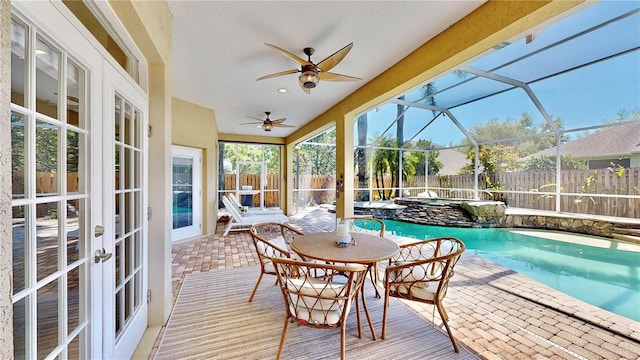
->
left=221, top=195, right=288, bottom=236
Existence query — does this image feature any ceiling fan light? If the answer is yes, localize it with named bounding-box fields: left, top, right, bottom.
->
left=263, top=122, right=273, bottom=131
left=299, top=71, right=318, bottom=89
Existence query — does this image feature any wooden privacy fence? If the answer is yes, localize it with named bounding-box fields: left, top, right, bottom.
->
left=222, top=168, right=639, bottom=217
left=18, top=168, right=638, bottom=217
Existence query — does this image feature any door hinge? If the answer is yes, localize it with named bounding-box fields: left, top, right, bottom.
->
left=147, top=290, right=151, bottom=303
left=147, top=207, right=152, bottom=221
left=147, top=125, right=152, bottom=137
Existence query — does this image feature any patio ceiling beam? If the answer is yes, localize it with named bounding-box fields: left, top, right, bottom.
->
left=391, top=98, right=478, bottom=147
left=460, top=65, right=560, bottom=135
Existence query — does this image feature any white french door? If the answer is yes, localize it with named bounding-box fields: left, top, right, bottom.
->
left=171, top=146, right=202, bottom=241
left=102, top=62, right=148, bottom=359
left=10, top=2, right=148, bottom=359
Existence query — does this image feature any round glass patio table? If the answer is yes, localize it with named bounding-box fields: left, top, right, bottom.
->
left=290, top=231, right=399, bottom=340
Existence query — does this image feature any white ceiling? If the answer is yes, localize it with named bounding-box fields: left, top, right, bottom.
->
left=168, top=1, right=485, bottom=139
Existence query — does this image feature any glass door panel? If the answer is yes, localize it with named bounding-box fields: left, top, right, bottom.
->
left=11, top=10, right=92, bottom=359
left=171, top=146, right=202, bottom=241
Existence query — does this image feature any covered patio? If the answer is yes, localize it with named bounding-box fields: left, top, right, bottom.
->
left=146, top=207, right=640, bottom=359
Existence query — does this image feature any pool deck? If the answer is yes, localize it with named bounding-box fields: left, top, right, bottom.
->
left=151, top=207, right=640, bottom=359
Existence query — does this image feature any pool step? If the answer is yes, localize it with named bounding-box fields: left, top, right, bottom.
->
left=611, top=233, right=640, bottom=245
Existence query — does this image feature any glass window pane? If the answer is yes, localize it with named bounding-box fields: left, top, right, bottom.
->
left=36, top=120, right=60, bottom=197
left=11, top=17, right=27, bottom=107
left=124, top=102, right=132, bottom=146
left=11, top=112, right=26, bottom=199
left=67, top=199, right=81, bottom=265
left=37, top=279, right=59, bottom=358
left=67, top=266, right=81, bottom=333
left=13, top=205, right=27, bottom=294
left=68, top=332, right=82, bottom=360
left=35, top=37, right=60, bottom=118
left=37, top=201, right=60, bottom=281
left=67, top=130, right=82, bottom=195
left=133, top=109, right=141, bottom=148
left=123, top=147, right=131, bottom=189
left=114, top=96, right=122, bottom=142
left=13, top=296, right=27, bottom=359
left=115, top=145, right=122, bottom=190
left=66, top=60, right=83, bottom=127
left=125, top=236, right=131, bottom=278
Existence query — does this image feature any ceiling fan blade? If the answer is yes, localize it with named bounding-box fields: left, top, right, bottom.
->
left=256, top=69, right=298, bottom=81
left=316, top=42, right=353, bottom=72
left=273, top=123, right=296, bottom=128
left=264, top=43, right=308, bottom=66
left=318, top=71, right=362, bottom=81
left=270, top=118, right=286, bottom=124
left=240, top=121, right=263, bottom=125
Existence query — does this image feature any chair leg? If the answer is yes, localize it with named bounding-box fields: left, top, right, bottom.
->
left=437, top=302, right=459, bottom=353
left=223, top=221, right=234, bottom=236
left=340, top=324, right=346, bottom=360
left=354, top=293, right=363, bottom=339
left=248, top=272, right=264, bottom=302
left=360, top=287, right=376, bottom=340
left=276, top=317, right=290, bottom=360
left=369, top=264, right=381, bottom=298
left=381, top=287, right=391, bottom=340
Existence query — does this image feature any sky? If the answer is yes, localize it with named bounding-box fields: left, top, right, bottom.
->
left=356, top=1, right=640, bottom=148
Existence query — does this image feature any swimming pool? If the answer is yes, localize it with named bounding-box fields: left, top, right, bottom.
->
left=383, top=220, right=640, bottom=322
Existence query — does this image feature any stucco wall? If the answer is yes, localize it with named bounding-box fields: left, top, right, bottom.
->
left=172, top=97, right=219, bottom=235
left=0, top=0, right=14, bottom=356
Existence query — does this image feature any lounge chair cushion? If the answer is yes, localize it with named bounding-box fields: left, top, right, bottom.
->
left=388, top=262, right=441, bottom=301
left=287, top=277, right=347, bottom=325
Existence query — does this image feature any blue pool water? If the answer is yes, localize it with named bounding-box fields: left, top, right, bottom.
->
left=383, top=220, right=640, bottom=322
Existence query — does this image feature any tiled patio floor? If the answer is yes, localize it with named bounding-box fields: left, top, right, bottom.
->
left=152, top=207, right=640, bottom=359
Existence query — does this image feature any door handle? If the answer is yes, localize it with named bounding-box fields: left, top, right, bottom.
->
left=95, top=225, right=104, bottom=237
left=94, top=248, right=113, bottom=263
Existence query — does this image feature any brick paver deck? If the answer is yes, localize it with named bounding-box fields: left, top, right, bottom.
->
left=154, top=207, right=640, bottom=359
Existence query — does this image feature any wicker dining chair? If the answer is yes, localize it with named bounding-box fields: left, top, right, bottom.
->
left=248, top=222, right=304, bottom=302
left=271, top=257, right=368, bottom=360
left=381, top=237, right=466, bottom=352
left=340, top=217, right=385, bottom=297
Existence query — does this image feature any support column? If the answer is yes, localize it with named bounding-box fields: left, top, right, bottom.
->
left=335, top=114, right=355, bottom=221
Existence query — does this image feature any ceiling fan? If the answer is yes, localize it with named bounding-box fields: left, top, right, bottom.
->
left=241, top=111, right=295, bottom=132
left=257, top=42, right=362, bottom=94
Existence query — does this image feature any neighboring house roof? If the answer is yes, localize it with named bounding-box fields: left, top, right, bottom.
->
left=524, top=121, right=640, bottom=160
left=436, top=148, right=468, bottom=175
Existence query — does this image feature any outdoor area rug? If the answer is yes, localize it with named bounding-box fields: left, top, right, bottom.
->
left=154, top=266, right=479, bottom=360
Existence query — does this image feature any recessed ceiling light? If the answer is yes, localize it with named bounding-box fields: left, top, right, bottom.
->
left=277, top=88, right=288, bottom=93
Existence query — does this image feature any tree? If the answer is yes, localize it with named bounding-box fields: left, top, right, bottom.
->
left=522, top=155, right=587, bottom=171
left=459, top=113, right=567, bottom=174
left=296, top=129, right=336, bottom=175
left=413, top=139, right=443, bottom=175
left=372, top=136, right=398, bottom=200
